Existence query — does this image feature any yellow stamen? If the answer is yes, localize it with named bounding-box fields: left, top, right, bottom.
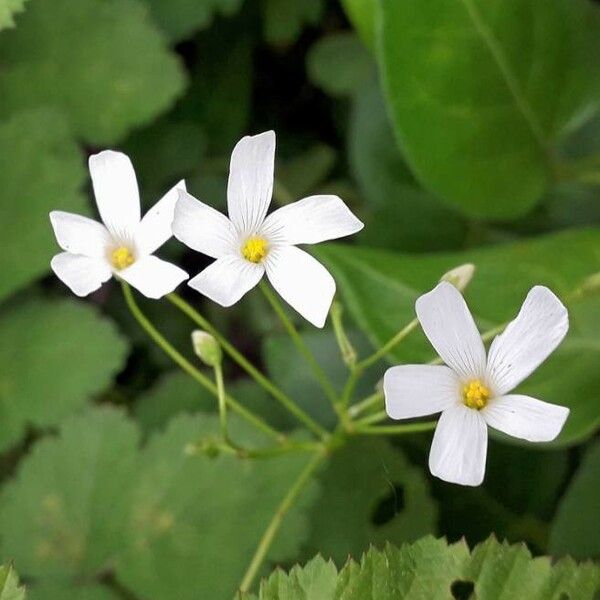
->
left=111, top=246, right=135, bottom=270
left=462, top=379, right=490, bottom=410
left=241, top=237, right=268, bottom=263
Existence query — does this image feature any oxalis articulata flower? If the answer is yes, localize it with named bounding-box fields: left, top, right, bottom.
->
left=49, top=151, right=188, bottom=299
left=172, top=130, right=364, bottom=328
left=384, top=281, right=570, bottom=487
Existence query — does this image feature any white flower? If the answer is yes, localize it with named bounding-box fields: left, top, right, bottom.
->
left=50, top=151, right=188, bottom=299
left=384, top=281, right=570, bottom=486
left=172, top=130, right=363, bottom=327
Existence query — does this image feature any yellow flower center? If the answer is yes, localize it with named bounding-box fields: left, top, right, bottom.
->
left=242, top=237, right=269, bottom=263
left=462, top=379, right=490, bottom=410
left=111, top=246, right=135, bottom=270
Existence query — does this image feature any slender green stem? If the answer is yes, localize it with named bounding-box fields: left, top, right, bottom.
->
left=214, top=364, right=228, bottom=441
left=356, top=318, right=419, bottom=372
left=238, top=450, right=326, bottom=594
left=355, top=409, right=388, bottom=427
left=121, top=282, right=281, bottom=442
left=348, top=390, right=384, bottom=419
left=330, top=301, right=357, bottom=368
left=353, top=421, right=436, bottom=436
left=260, top=281, right=339, bottom=408
left=167, top=293, right=326, bottom=440
left=187, top=439, right=323, bottom=460
left=338, top=369, right=359, bottom=415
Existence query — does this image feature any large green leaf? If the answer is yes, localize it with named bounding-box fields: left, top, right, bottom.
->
left=302, top=438, right=437, bottom=564
left=0, top=109, right=86, bottom=301
left=0, top=564, right=25, bottom=600
left=550, top=440, right=600, bottom=559
left=247, top=536, right=600, bottom=599
left=317, top=228, right=600, bottom=445
left=0, top=408, right=320, bottom=598
left=0, top=298, right=128, bottom=452
left=141, top=0, right=243, bottom=42
left=0, top=0, right=27, bottom=30
left=116, top=415, right=319, bottom=599
left=0, top=0, right=186, bottom=144
left=340, top=0, right=376, bottom=51
left=379, top=0, right=599, bottom=219
left=0, top=409, right=140, bottom=581
left=349, top=81, right=466, bottom=251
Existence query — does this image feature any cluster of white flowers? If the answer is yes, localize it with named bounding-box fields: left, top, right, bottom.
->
left=49, top=130, right=570, bottom=486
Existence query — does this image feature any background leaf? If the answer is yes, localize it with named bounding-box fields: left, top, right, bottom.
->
left=0, top=298, right=128, bottom=452
left=0, top=0, right=186, bottom=144
left=0, top=110, right=85, bottom=301
left=379, top=0, right=599, bottom=218
left=248, top=536, right=600, bottom=599
left=261, top=0, right=323, bottom=46
left=550, top=440, right=600, bottom=559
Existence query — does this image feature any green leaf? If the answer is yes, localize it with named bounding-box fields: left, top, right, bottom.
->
left=0, top=0, right=27, bottom=30
left=317, top=228, right=600, bottom=445
left=306, top=33, right=372, bottom=98
left=27, top=584, right=117, bottom=600
left=349, top=81, right=466, bottom=251
left=116, top=414, right=319, bottom=599
left=0, top=564, right=26, bottom=600
left=302, top=438, right=437, bottom=564
left=0, top=0, right=186, bottom=144
left=340, top=0, right=377, bottom=51
left=262, top=0, right=323, bottom=45
left=1, top=408, right=320, bottom=598
left=0, top=298, right=128, bottom=452
left=0, top=109, right=86, bottom=301
left=379, top=0, right=599, bottom=219
left=0, top=408, right=140, bottom=579
left=248, top=536, right=600, bottom=599
left=141, top=0, right=243, bottom=42
left=550, top=440, right=600, bottom=559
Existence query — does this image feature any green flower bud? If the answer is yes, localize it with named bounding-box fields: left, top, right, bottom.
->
left=192, top=330, right=222, bottom=367
left=441, top=263, right=475, bottom=292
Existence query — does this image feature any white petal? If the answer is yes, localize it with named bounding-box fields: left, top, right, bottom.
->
left=265, top=246, right=335, bottom=328
left=261, top=195, right=363, bottom=245
left=384, top=365, right=460, bottom=420
left=482, top=394, right=569, bottom=442
left=188, top=256, right=264, bottom=307
left=136, top=180, right=186, bottom=256
left=227, top=131, right=275, bottom=234
left=415, top=281, right=486, bottom=381
left=429, top=403, right=488, bottom=486
left=173, top=190, right=237, bottom=259
left=486, top=286, right=569, bottom=395
left=49, top=211, right=111, bottom=257
left=119, top=256, right=188, bottom=299
left=51, top=252, right=112, bottom=297
left=89, top=150, right=140, bottom=236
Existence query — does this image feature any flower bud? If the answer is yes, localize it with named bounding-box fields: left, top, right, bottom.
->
left=441, top=263, right=475, bottom=292
left=192, top=330, right=222, bottom=367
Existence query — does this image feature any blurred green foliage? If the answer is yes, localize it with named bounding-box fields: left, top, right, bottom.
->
left=0, top=0, right=598, bottom=597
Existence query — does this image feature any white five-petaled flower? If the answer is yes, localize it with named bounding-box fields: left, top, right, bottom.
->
left=384, top=281, right=570, bottom=487
left=50, top=151, right=188, bottom=299
left=172, top=130, right=363, bottom=327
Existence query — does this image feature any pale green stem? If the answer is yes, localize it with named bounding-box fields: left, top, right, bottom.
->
left=238, top=450, right=326, bottom=594
left=167, top=293, right=326, bottom=439
left=355, top=409, right=387, bottom=427
left=260, top=281, right=339, bottom=409
left=348, top=390, right=383, bottom=419
left=214, top=363, right=228, bottom=441
left=121, top=282, right=282, bottom=442
left=356, top=318, right=419, bottom=372
left=330, top=301, right=357, bottom=369
left=353, top=421, right=436, bottom=436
